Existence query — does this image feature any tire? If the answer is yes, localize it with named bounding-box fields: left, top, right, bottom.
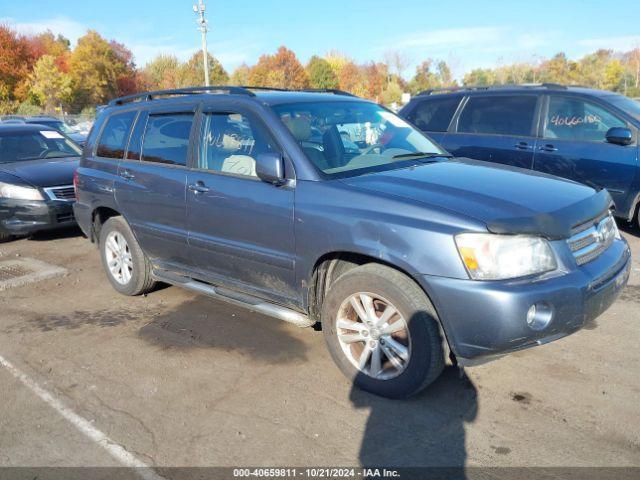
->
left=321, top=263, right=445, bottom=399
left=0, top=232, right=13, bottom=243
left=99, top=216, right=155, bottom=296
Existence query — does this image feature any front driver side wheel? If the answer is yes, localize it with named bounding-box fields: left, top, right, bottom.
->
left=99, top=216, right=155, bottom=296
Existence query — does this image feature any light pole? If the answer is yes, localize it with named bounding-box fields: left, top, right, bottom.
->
left=193, top=0, right=210, bottom=86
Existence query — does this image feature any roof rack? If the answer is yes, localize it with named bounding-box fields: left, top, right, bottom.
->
left=108, top=86, right=256, bottom=106
left=417, top=83, right=568, bottom=96
left=109, top=85, right=357, bottom=107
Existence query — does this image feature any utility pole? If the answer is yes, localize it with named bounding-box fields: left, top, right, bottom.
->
left=193, top=0, right=210, bottom=86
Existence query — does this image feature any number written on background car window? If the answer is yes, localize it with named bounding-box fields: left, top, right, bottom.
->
left=544, top=96, right=627, bottom=142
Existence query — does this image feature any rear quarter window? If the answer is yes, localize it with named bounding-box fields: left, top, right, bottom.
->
left=406, top=96, right=460, bottom=132
left=96, top=111, right=137, bottom=159
left=141, top=113, right=194, bottom=166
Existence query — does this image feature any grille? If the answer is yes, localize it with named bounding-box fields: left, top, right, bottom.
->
left=567, top=213, right=617, bottom=266
left=44, top=185, right=76, bottom=201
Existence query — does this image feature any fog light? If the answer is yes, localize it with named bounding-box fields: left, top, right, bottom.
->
left=526, top=302, right=553, bottom=331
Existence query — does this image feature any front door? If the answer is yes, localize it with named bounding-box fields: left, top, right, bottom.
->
left=114, top=105, right=196, bottom=267
left=533, top=95, right=638, bottom=213
left=186, top=107, right=297, bottom=304
left=444, top=94, right=540, bottom=169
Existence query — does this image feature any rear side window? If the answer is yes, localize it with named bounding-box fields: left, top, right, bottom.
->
left=141, top=113, right=194, bottom=166
left=457, top=95, right=537, bottom=136
left=96, top=111, right=136, bottom=158
left=407, top=96, right=460, bottom=132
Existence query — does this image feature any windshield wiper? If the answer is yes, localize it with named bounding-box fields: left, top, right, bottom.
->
left=392, top=151, right=452, bottom=160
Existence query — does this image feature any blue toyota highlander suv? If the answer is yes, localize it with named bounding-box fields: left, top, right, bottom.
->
left=74, top=86, right=631, bottom=398
left=399, top=84, right=640, bottom=229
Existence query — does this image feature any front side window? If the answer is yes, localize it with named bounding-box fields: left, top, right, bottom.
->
left=198, top=112, right=279, bottom=177
left=141, top=113, right=194, bottom=166
left=273, top=101, right=445, bottom=177
left=544, top=96, right=627, bottom=142
left=0, top=130, right=81, bottom=163
left=96, top=111, right=136, bottom=159
left=457, top=95, right=537, bottom=136
left=407, top=96, right=460, bottom=132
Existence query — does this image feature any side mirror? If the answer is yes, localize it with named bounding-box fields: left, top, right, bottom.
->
left=605, top=127, right=633, bottom=146
left=256, top=153, right=286, bottom=185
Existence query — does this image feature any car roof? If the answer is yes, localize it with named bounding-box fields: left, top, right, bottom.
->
left=0, top=123, right=56, bottom=134
left=414, top=85, right=614, bottom=100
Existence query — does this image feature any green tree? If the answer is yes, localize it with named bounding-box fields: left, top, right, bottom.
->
left=143, top=54, right=181, bottom=89
left=306, top=56, right=338, bottom=89
left=230, top=63, right=251, bottom=85
left=29, top=54, right=73, bottom=112
left=178, top=52, right=229, bottom=87
left=462, top=68, right=496, bottom=86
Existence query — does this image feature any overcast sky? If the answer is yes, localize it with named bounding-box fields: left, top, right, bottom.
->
left=2, top=0, right=639, bottom=78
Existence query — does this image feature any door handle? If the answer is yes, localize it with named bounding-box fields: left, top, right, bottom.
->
left=188, top=182, right=210, bottom=194
left=539, top=144, right=558, bottom=152
left=120, top=170, right=135, bottom=180
left=514, top=142, right=532, bottom=150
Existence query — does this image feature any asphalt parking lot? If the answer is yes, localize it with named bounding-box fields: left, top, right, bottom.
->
left=1, top=226, right=639, bottom=474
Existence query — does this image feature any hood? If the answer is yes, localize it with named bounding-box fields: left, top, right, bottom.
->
left=340, top=158, right=611, bottom=239
left=0, top=157, right=79, bottom=188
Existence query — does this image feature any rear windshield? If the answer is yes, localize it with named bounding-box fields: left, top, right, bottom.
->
left=604, top=94, right=640, bottom=122
left=0, top=130, right=81, bottom=163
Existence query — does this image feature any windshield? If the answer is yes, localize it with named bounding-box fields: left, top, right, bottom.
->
left=0, top=130, right=81, bottom=163
left=273, top=101, right=447, bottom=177
left=30, top=120, right=75, bottom=134
left=604, top=94, right=640, bottom=122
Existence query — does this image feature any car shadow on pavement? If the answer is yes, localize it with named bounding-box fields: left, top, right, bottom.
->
left=27, top=226, right=83, bottom=241
left=351, top=366, right=477, bottom=478
left=138, top=296, right=308, bottom=365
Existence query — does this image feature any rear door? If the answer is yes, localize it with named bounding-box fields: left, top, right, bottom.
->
left=185, top=103, right=297, bottom=304
left=533, top=94, right=637, bottom=213
left=114, top=104, right=196, bottom=267
left=445, top=94, right=540, bottom=169
left=402, top=95, right=462, bottom=144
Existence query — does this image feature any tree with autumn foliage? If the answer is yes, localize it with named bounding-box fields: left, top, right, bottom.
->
left=29, top=55, right=73, bottom=113
left=248, top=46, right=309, bottom=89
left=67, top=30, right=136, bottom=109
left=0, top=25, right=34, bottom=104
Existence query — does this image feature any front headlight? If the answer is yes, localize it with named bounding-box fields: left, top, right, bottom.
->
left=455, top=233, right=557, bottom=280
left=0, top=181, right=44, bottom=201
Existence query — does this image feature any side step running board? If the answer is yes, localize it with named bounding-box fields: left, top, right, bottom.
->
left=152, top=270, right=315, bottom=328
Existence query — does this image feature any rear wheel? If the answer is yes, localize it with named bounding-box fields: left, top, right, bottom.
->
left=0, top=232, right=12, bottom=243
left=321, top=263, right=445, bottom=398
left=99, top=216, right=155, bottom=296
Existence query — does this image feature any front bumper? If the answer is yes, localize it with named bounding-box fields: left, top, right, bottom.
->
left=0, top=198, right=76, bottom=236
left=419, top=238, right=631, bottom=362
